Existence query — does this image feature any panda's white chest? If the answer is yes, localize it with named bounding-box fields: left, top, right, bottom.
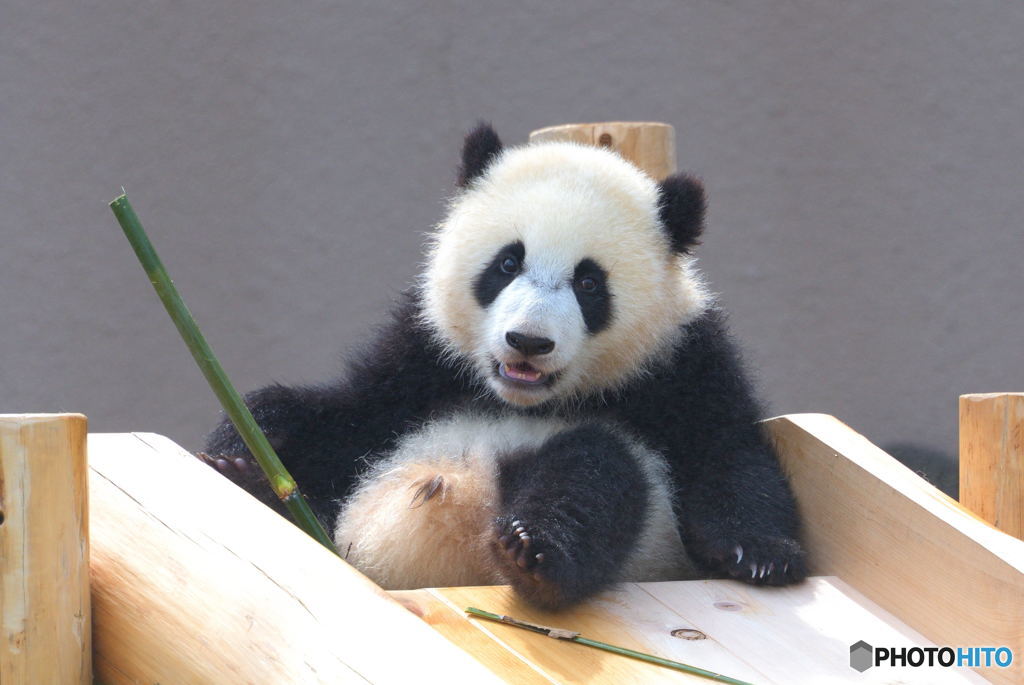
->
left=332, top=412, right=692, bottom=590
left=331, top=413, right=568, bottom=588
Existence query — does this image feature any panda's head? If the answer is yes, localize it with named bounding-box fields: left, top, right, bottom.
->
left=421, top=124, right=710, bottom=407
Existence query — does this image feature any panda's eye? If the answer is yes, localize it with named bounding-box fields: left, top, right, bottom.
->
left=500, top=255, right=520, bottom=275
left=577, top=276, right=599, bottom=293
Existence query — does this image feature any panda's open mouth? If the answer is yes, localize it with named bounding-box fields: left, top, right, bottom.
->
left=495, top=360, right=556, bottom=388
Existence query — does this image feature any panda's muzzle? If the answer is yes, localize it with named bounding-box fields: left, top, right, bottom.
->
left=497, top=332, right=559, bottom=388
left=504, top=331, right=555, bottom=357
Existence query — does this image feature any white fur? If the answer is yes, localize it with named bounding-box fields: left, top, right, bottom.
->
left=622, top=439, right=696, bottom=582
left=334, top=414, right=695, bottom=590
left=483, top=272, right=588, bottom=405
left=421, top=141, right=709, bottom=406
left=333, top=415, right=562, bottom=589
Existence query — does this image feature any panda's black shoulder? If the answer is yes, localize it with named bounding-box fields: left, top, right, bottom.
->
left=349, top=291, right=432, bottom=372
left=675, top=308, right=764, bottom=411
left=605, top=307, right=767, bottom=444
left=671, top=307, right=754, bottom=381
left=339, top=290, right=467, bottom=401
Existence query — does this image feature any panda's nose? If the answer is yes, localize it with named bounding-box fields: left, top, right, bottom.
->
left=505, top=331, right=555, bottom=356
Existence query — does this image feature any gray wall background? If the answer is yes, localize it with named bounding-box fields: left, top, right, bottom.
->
left=4, top=1, right=1022, bottom=494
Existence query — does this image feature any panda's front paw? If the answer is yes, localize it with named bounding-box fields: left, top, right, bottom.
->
left=198, top=452, right=256, bottom=478
left=689, top=533, right=807, bottom=586
left=195, top=451, right=280, bottom=510
left=196, top=450, right=260, bottom=484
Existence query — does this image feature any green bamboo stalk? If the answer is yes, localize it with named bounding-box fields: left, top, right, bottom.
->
left=465, top=607, right=755, bottom=685
left=109, top=193, right=336, bottom=553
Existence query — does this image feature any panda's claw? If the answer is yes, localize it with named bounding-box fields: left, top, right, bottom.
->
left=196, top=450, right=286, bottom=511
left=686, top=529, right=806, bottom=587
left=495, top=518, right=545, bottom=574
left=198, top=451, right=263, bottom=485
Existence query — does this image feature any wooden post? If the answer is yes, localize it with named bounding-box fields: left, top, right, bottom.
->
left=960, top=392, right=1024, bottom=539
left=530, top=122, right=677, bottom=180
left=0, top=414, right=91, bottom=685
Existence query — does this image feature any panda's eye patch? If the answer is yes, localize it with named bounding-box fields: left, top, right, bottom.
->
left=572, top=258, right=612, bottom=334
left=473, top=241, right=526, bottom=308
left=500, top=255, right=520, bottom=274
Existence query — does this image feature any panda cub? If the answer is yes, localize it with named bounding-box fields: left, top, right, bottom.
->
left=203, top=123, right=806, bottom=609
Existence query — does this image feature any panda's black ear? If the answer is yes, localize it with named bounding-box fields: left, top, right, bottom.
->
left=457, top=122, right=503, bottom=188
left=657, top=173, right=706, bottom=254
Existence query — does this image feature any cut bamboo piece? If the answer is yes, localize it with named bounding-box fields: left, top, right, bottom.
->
left=960, top=393, right=1024, bottom=539
left=109, top=193, right=335, bottom=551
left=0, top=414, right=91, bottom=685
left=529, top=122, right=677, bottom=180
left=767, top=413, right=1024, bottom=685
left=88, top=431, right=500, bottom=685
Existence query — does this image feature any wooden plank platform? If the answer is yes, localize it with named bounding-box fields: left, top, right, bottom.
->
left=82, top=415, right=1024, bottom=683
left=769, top=413, right=1024, bottom=670
left=88, top=432, right=501, bottom=685
left=394, top=577, right=988, bottom=684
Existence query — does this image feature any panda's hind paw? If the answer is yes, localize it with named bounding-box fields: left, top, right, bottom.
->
left=492, top=514, right=614, bottom=609
left=497, top=519, right=546, bottom=575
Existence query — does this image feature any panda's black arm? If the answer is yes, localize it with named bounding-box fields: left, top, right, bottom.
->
left=202, top=295, right=471, bottom=523
left=614, top=309, right=806, bottom=585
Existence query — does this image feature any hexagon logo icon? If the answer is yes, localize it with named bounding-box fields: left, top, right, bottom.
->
left=850, top=640, right=873, bottom=672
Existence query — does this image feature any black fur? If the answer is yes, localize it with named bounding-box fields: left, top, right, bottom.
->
left=572, top=258, right=612, bottom=334
left=472, top=241, right=524, bottom=308
left=658, top=174, right=706, bottom=254
left=457, top=122, right=503, bottom=188
left=204, top=299, right=805, bottom=593
left=493, top=424, right=649, bottom=609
